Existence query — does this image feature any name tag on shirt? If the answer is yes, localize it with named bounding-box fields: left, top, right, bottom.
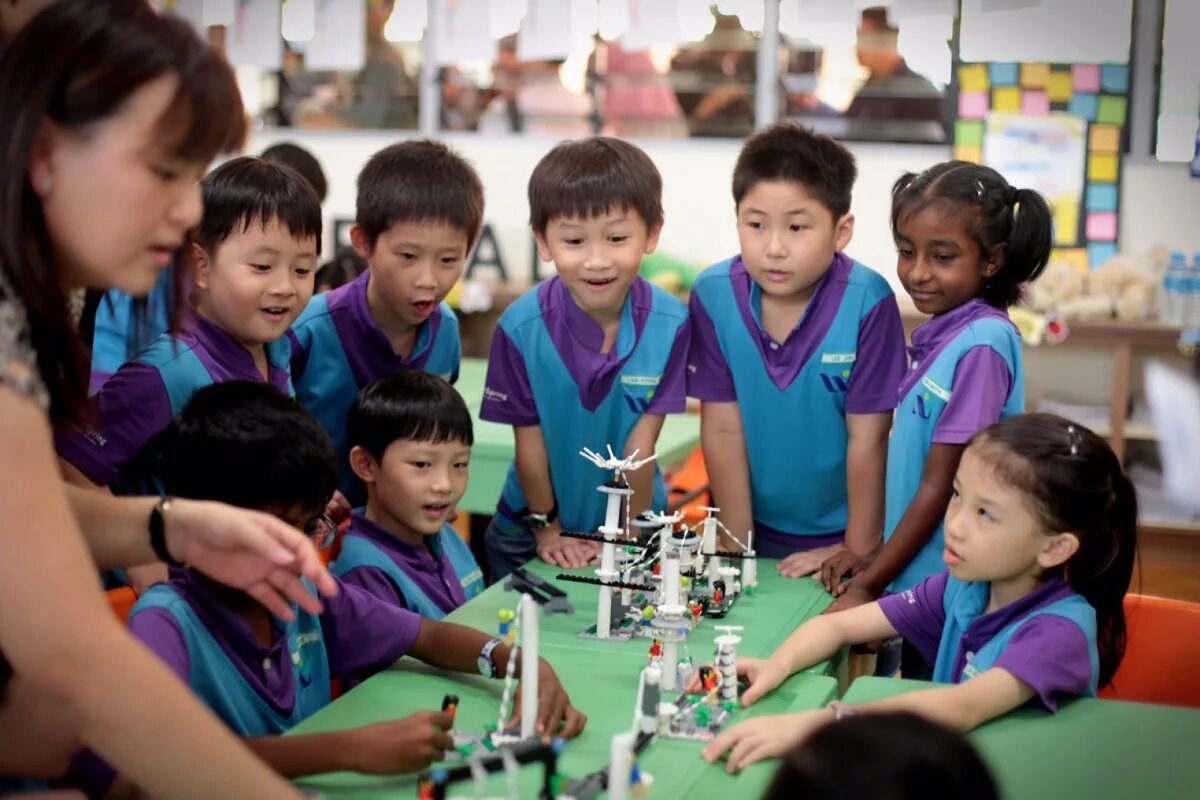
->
left=920, top=375, right=952, bottom=402
left=821, top=352, right=857, bottom=365
left=620, top=374, right=661, bottom=387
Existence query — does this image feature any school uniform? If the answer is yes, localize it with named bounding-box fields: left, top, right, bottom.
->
left=479, top=276, right=690, bottom=579
left=884, top=298, right=1024, bottom=593
left=288, top=271, right=461, bottom=504
left=879, top=571, right=1099, bottom=710
left=687, top=253, right=907, bottom=556
left=56, top=316, right=293, bottom=491
left=333, top=512, right=484, bottom=619
left=88, top=266, right=174, bottom=393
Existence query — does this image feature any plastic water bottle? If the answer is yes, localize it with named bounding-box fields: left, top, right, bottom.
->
left=1161, top=251, right=1187, bottom=325
left=1188, top=253, right=1200, bottom=328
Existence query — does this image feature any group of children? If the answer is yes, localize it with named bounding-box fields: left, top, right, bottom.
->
left=51, top=120, right=1137, bottom=788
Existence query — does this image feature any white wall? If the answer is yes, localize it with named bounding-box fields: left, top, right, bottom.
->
left=246, top=130, right=1197, bottom=291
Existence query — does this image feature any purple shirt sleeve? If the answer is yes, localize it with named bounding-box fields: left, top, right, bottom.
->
left=685, top=292, right=737, bottom=403
left=337, top=565, right=410, bottom=610
left=479, top=327, right=540, bottom=427
left=321, top=579, right=422, bottom=678
left=878, top=571, right=951, bottom=667
left=932, top=346, right=1013, bottom=444
left=127, top=607, right=192, bottom=681
left=845, top=295, right=907, bottom=415
left=645, top=319, right=691, bottom=414
left=992, top=616, right=1094, bottom=712
left=54, top=361, right=174, bottom=486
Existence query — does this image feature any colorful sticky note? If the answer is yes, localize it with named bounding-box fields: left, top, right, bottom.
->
left=958, top=91, right=989, bottom=120
left=1097, top=95, right=1127, bottom=126
left=1086, top=212, right=1119, bottom=242
left=1072, top=64, right=1101, bottom=93
left=955, top=120, right=985, bottom=148
left=989, top=62, right=1019, bottom=86
left=1089, top=243, right=1119, bottom=267
left=1054, top=199, right=1081, bottom=248
left=1048, top=71, right=1074, bottom=103
left=1101, top=64, right=1129, bottom=94
left=1051, top=248, right=1090, bottom=274
left=1069, top=93, right=1098, bottom=120
left=1020, top=63, right=1051, bottom=89
left=958, top=64, right=989, bottom=93
left=1089, top=124, right=1121, bottom=153
left=994, top=87, right=1022, bottom=112
left=955, top=145, right=983, bottom=164
left=1022, top=91, right=1050, bottom=116
left=1086, top=184, right=1119, bottom=212
left=1088, top=153, right=1119, bottom=182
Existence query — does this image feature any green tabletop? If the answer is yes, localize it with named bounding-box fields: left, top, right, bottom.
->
left=452, top=358, right=702, bottom=515
left=843, top=677, right=1200, bottom=800
left=291, top=561, right=837, bottom=798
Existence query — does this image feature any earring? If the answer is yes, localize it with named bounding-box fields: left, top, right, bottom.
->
left=37, top=176, right=53, bottom=193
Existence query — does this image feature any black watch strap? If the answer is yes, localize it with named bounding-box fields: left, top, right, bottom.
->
left=149, top=497, right=183, bottom=566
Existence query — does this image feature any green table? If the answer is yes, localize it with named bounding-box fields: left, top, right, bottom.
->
left=843, top=677, right=1200, bottom=800
left=452, top=359, right=702, bottom=515
left=292, top=561, right=837, bottom=798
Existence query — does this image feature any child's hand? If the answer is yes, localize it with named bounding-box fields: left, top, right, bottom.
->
left=738, top=656, right=791, bottom=706
left=777, top=544, right=844, bottom=579
left=701, top=709, right=831, bottom=773
left=345, top=711, right=455, bottom=774
left=509, top=659, right=588, bottom=740
left=823, top=582, right=878, bottom=615
left=535, top=525, right=599, bottom=569
left=819, top=548, right=871, bottom=595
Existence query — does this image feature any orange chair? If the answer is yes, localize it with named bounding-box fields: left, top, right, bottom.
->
left=1100, top=593, right=1200, bottom=708
left=666, top=447, right=711, bottom=527
left=106, top=587, right=138, bottom=623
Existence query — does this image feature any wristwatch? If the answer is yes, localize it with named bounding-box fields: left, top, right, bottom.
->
left=477, top=637, right=503, bottom=678
left=523, top=505, right=558, bottom=533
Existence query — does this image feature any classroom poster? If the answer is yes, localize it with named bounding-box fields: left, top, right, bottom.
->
left=983, top=113, right=1086, bottom=250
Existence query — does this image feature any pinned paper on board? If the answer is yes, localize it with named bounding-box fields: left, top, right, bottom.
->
left=959, top=64, right=990, bottom=93
left=984, top=113, right=1086, bottom=249
left=1089, top=124, right=1121, bottom=154
left=225, top=0, right=282, bottom=69
left=436, top=0, right=498, bottom=66
left=304, top=0, right=367, bottom=71
left=958, top=92, right=990, bottom=120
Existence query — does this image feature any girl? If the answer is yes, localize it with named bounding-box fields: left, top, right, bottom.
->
left=703, top=414, right=1137, bottom=773
left=1, top=1, right=333, bottom=795
left=820, top=162, right=1053, bottom=676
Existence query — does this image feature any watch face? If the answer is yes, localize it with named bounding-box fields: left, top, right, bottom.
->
left=477, top=654, right=492, bottom=677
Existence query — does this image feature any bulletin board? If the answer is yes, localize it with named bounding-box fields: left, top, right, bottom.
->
left=951, top=61, right=1131, bottom=270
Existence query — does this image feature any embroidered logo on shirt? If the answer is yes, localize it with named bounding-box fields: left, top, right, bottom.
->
left=620, top=374, right=661, bottom=387
left=902, top=589, right=917, bottom=605
left=962, top=652, right=981, bottom=680
left=81, top=426, right=108, bottom=447
left=820, top=373, right=850, bottom=393
left=821, top=352, right=857, bottom=364
left=483, top=387, right=509, bottom=403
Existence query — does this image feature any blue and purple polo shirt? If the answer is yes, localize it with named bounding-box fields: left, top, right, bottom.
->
left=480, top=276, right=690, bottom=537
left=687, top=253, right=907, bottom=546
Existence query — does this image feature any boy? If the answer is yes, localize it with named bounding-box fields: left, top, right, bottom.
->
left=334, top=371, right=484, bottom=618
left=57, top=156, right=322, bottom=493
left=686, top=123, right=906, bottom=577
left=76, top=382, right=585, bottom=794
left=480, top=137, right=690, bottom=580
left=289, top=140, right=480, bottom=504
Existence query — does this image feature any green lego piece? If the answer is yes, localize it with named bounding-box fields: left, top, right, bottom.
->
left=696, top=707, right=711, bottom=727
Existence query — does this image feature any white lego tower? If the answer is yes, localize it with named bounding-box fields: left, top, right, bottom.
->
left=650, top=548, right=690, bottom=691
left=713, top=625, right=743, bottom=703
left=742, top=529, right=758, bottom=591
left=579, top=446, right=656, bottom=639
left=492, top=593, right=541, bottom=743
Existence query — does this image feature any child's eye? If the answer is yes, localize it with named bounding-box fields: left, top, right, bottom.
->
left=398, top=252, right=417, bottom=261
left=896, top=247, right=914, bottom=259
left=934, top=253, right=957, bottom=264
left=409, top=460, right=431, bottom=469
left=152, top=166, right=181, bottom=182
left=610, top=235, right=629, bottom=244
left=746, top=221, right=764, bottom=231
left=295, top=267, right=312, bottom=278
left=790, top=224, right=808, bottom=233
left=949, top=488, right=960, bottom=502
left=563, top=238, right=583, bottom=246
left=441, top=256, right=460, bottom=266
left=251, top=263, right=271, bottom=272
left=453, top=460, right=470, bottom=470
left=976, top=507, right=993, bottom=522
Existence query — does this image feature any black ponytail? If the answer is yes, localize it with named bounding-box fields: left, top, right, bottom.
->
left=890, top=161, right=1053, bottom=309
left=969, top=413, right=1137, bottom=687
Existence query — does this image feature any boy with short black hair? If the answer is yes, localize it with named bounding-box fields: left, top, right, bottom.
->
left=687, top=122, right=906, bottom=576
left=480, top=137, right=690, bottom=579
left=334, top=371, right=484, bottom=618
left=290, top=139, right=482, bottom=504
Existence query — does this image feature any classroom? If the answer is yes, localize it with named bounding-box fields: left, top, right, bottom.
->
left=1, top=1, right=1198, bottom=798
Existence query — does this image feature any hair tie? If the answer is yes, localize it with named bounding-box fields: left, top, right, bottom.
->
left=1006, top=186, right=1019, bottom=207
left=1066, top=424, right=1080, bottom=456
left=975, top=180, right=985, bottom=201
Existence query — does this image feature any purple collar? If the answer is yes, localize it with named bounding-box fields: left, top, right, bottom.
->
left=898, top=299, right=1014, bottom=398
left=328, top=270, right=439, bottom=384
left=538, top=275, right=651, bottom=412
left=732, top=253, right=851, bottom=391
left=165, top=568, right=299, bottom=715
left=347, top=512, right=467, bottom=613
left=188, top=315, right=291, bottom=395
left=949, top=577, right=1079, bottom=678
